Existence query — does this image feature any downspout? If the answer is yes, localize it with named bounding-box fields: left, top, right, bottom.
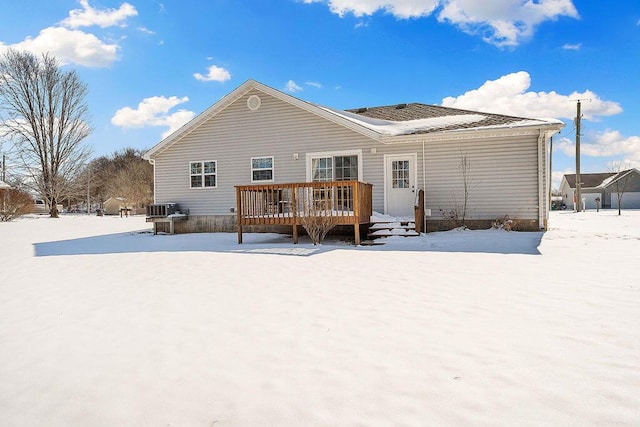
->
left=422, top=139, right=427, bottom=233
left=537, top=130, right=546, bottom=230
left=148, top=158, right=157, bottom=204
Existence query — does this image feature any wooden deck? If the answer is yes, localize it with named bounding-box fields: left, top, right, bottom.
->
left=235, top=180, right=373, bottom=245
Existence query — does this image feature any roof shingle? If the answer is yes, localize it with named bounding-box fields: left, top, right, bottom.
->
left=344, top=103, right=544, bottom=134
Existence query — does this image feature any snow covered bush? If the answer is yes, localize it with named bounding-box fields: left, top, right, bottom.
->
left=0, top=188, right=33, bottom=221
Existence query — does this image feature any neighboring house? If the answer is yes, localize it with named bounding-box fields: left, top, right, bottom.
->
left=32, top=199, right=64, bottom=214
left=559, top=169, right=640, bottom=210
left=143, top=79, right=563, bottom=233
left=103, top=197, right=146, bottom=215
left=103, top=197, right=128, bottom=215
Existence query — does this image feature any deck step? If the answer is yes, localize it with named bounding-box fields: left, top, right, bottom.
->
left=369, top=222, right=416, bottom=230
left=367, top=219, right=420, bottom=239
left=360, top=239, right=386, bottom=246
left=369, top=229, right=419, bottom=237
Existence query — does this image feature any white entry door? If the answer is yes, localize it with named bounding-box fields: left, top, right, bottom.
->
left=385, top=153, right=417, bottom=217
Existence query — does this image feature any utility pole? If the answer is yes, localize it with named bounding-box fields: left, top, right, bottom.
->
left=575, top=100, right=582, bottom=212
left=2, top=154, right=5, bottom=182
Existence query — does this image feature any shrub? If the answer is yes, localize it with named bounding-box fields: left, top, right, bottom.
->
left=299, top=191, right=339, bottom=245
left=0, top=188, right=34, bottom=222
left=439, top=207, right=466, bottom=230
left=491, top=215, right=522, bottom=231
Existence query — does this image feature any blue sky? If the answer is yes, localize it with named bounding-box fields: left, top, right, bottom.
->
left=1, top=0, right=639, bottom=188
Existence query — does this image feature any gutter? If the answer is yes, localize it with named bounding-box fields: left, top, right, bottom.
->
left=377, top=121, right=565, bottom=145
left=537, top=130, right=546, bottom=230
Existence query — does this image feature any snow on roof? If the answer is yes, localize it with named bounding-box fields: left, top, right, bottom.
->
left=597, top=175, right=617, bottom=188
left=319, top=103, right=562, bottom=137
left=319, top=105, right=487, bottom=136
left=0, top=180, right=11, bottom=189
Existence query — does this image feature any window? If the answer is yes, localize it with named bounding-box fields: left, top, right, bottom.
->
left=251, top=156, right=274, bottom=182
left=307, top=150, right=362, bottom=182
left=334, top=155, right=358, bottom=181
left=307, top=150, right=362, bottom=211
left=392, top=160, right=410, bottom=188
left=311, top=157, right=333, bottom=182
left=190, top=161, right=216, bottom=188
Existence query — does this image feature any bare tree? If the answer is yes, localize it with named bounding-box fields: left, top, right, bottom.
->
left=459, top=152, right=471, bottom=226
left=103, top=148, right=153, bottom=210
left=439, top=151, right=473, bottom=229
left=608, top=161, right=632, bottom=216
left=0, top=49, right=92, bottom=217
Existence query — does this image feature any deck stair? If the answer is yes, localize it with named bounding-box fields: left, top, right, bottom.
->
left=367, top=219, right=420, bottom=240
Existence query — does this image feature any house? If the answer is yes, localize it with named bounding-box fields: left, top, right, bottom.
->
left=143, top=79, right=563, bottom=236
left=103, top=197, right=146, bottom=215
left=559, top=169, right=640, bottom=210
left=103, top=197, right=128, bottom=215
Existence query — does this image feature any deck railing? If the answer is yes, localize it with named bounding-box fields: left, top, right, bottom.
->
left=236, top=180, right=373, bottom=245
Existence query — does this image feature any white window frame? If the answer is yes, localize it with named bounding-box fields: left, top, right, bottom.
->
left=189, top=160, right=217, bottom=189
left=250, top=156, right=275, bottom=183
left=305, top=149, right=363, bottom=182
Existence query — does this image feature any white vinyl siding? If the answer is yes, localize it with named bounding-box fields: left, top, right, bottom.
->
left=152, top=88, right=546, bottom=221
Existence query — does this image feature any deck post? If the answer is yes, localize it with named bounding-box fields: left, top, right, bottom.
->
left=236, top=187, right=243, bottom=244
left=353, top=181, right=361, bottom=245
left=414, top=189, right=424, bottom=234
left=292, top=186, right=298, bottom=244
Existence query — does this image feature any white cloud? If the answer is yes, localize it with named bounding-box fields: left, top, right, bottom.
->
left=305, top=0, right=579, bottom=47
left=159, top=110, right=196, bottom=139
left=438, top=0, right=579, bottom=47
left=61, top=0, right=138, bottom=28
left=285, top=80, right=303, bottom=92
left=0, top=1, right=137, bottom=67
left=111, top=96, right=195, bottom=139
left=0, top=26, right=119, bottom=67
left=193, top=65, right=231, bottom=82
left=552, top=169, right=572, bottom=190
left=137, top=27, right=156, bottom=35
left=441, top=71, right=622, bottom=120
left=562, top=43, right=581, bottom=50
left=556, top=131, right=640, bottom=167
left=305, top=81, right=323, bottom=88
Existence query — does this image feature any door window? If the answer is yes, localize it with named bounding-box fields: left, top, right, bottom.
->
left=392, top=160, right=410, bottom=188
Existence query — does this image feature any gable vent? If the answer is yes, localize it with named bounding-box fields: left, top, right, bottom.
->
left=247, top=95, right=262, bottom=111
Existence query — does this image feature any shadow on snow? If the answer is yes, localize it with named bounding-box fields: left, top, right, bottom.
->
left=33, top=229, right=543, bottom=257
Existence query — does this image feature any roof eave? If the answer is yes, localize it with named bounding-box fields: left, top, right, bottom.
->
left=378, top=121, right=564, bottom=144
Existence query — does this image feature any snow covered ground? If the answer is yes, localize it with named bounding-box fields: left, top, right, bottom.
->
left=0, top=210, right=638, bottom=426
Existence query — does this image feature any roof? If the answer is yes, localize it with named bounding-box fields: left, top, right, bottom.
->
left=563, top=169, right=639, bottom=189
left=341, top=103, right=559, bottom=135
left=104, top=197, right=126, bottom=203
left=144, top=79, right=564, bottom=160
